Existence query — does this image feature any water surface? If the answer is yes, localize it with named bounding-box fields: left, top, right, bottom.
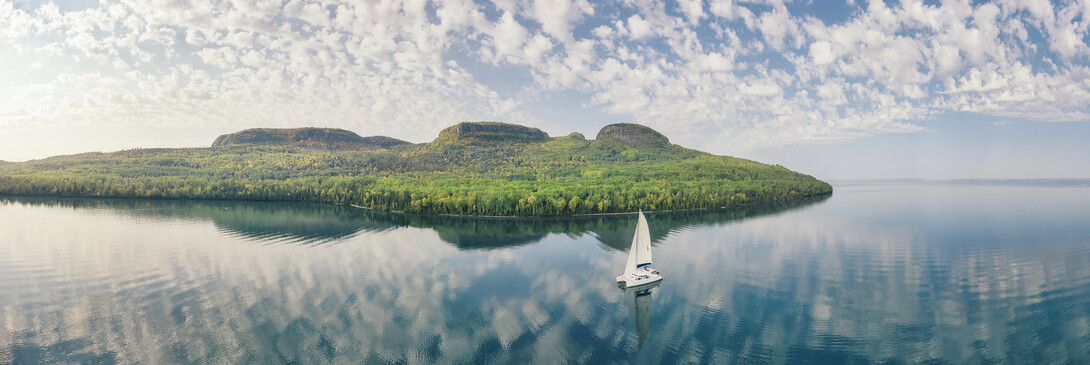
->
left=2, top=182, right=1089, bottom=363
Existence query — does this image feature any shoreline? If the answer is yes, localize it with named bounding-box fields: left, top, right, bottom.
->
left=1, top=191, right=833, bottom=219
left=348, top=191, right=833, bottom=219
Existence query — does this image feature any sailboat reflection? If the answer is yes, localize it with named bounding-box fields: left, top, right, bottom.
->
left=620, top=280, right=661, bottom=348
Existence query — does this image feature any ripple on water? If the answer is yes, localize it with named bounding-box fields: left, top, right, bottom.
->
left=2, top=188, right=1090, bottom=364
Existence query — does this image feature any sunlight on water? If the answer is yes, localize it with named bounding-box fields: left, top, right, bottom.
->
left=1, top=183, right=1089, bottom=363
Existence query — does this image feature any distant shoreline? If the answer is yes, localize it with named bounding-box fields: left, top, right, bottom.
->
left=2, top=193, right=833, bottom=219
left=349, top=192, right=834, bottom=219
left=829, top=178, right=1090, bottom=187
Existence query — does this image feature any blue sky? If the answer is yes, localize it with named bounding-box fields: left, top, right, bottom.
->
left=2, top=0, right=1089, bottom=179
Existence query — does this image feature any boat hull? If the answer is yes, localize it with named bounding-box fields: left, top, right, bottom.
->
left=617, top=272, right=663, bottom=288
left=620, top=279, right=661, bottom=295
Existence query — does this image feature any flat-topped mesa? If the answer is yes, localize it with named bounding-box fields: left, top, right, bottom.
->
left=434, top=122, right=551, bottom=145
left=211, top=127, right=410, bottom=149
left=596, top=123, right=670, bottom=147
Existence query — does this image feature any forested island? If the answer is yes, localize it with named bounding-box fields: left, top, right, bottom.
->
left=0, top=122, right=831, bottom=216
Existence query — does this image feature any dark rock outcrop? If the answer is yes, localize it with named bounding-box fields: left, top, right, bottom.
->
left=434, top=122, right=550, bottom=144
left=595, top=123, right=670, bottom=147
left=212, top=128, right=410, bottom=150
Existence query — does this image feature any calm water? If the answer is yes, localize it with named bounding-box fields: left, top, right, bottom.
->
left=2, top=182, right=1090, bottom=364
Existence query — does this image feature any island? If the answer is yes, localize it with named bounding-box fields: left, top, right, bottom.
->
left=0, top=122, right=832, bottom=216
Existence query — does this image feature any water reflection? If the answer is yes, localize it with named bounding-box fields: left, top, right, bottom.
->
left=1, top=194, right=830, bottom=250
left=378, top=194, right=831, bottom=251
left=0, top=197, right=379, bottom=244
left=2, top=185, right=1089, bottom=363
left=621, top=281, right=661, bottom=349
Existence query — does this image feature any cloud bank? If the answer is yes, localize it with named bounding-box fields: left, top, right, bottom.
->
left=2, top=0, right=1089, bottom=152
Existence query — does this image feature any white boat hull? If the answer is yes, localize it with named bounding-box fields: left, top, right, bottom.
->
left=616, top=268, right=663, bottom=288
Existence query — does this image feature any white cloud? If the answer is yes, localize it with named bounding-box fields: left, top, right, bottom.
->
left=591, top=25, right=613, bottom=39
left=138, top=25, right=176, bottom=46
left=68, top=32, right=116, bottom=59
left=530, top=0, right=593, bottom=43
left=491, top=12, right=529, bottom=61
left=625, top=15, right=654, bottom=40
left=809, top=40, right=835, bottom=65
left=817, top=82, right=847, bottom=105
left=930, top=41, right=962, bottom=76
left=738, top=81, right=782, bottom=96
left=677, top=0, right=704, bottom=25
left=1052, top=24, right=1081, bottom=58
left=756, top=6, right=796, bottom=51
left=284, top=1, right=331, bottom=28
left=184, top=29, right=207, bottom=46
left=523, top=34, right=555, bottom=64
left=0, top=0, right=537, bottom=145
left=698, top=52, right=734, bottom=72
left=221, top=31, right=254, bottom=49
left=37, top=42, right=65, bottom=56
left=708, top=0, right=755, bottom=26
left=197, top=46, right=239, bottom=69
left=1, top=0, right=1089, bottom=159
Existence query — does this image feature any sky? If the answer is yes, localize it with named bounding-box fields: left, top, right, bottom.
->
left=2, top=0, right=1090, bottom=179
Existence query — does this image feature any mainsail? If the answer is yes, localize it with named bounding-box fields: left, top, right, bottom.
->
left=624, top=211, right=652, bottom=276
left=634, top=211, right=652, bottom=269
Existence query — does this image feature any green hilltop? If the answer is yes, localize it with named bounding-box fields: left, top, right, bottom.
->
left=0, top=122, right=832, bottom=216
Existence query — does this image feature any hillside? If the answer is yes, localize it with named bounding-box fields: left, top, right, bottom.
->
left=0, top=122, right=832, bottom=216
left=211, top=127, right=410, bottom=149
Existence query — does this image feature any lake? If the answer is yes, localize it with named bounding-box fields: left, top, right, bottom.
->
left=2, top=181, right=1090, bottom=364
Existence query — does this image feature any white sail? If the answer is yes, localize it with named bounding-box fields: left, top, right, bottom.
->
left=634, top=211, right=652, bottom=269
left=623, top=214, right=640, bottom=276
left=620, top=211, right=659, bottom=285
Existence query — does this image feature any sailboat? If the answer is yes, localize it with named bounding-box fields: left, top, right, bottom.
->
left=616, top=210, right=663, bottom=288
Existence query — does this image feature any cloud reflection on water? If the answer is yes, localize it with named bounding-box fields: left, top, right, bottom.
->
left=1, top=185, right=1088, bottom=363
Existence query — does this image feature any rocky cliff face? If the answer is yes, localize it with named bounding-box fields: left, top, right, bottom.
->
left=212, top=128, right=410, bottom=149
left=434, top=122, right=551, bottom=144
left=595, top=123, right=670, bottom=147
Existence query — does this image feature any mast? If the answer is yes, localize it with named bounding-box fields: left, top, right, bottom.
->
left=635, top=211, right=652, bottom=268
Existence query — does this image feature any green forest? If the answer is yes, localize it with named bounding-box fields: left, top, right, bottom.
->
left=0, top=122, right=832, bottom=216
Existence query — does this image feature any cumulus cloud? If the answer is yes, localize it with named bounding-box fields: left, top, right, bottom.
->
left=491, top=12, right=529, bottom=61
left=809, top=41, right=835, bottom=65
left=529, top=0, right=593, bottom=43
left=625, top=14, right=654, bottom=40
left=0, top=0, right=1088, bottom=154
left=0, top=0, right=535, bottom=143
